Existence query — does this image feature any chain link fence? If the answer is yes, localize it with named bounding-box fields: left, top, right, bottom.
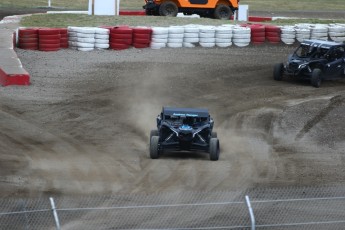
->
left=1, top=185, right=345, bottom=230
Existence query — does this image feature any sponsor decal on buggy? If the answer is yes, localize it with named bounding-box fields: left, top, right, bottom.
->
left=173, top=113, right=199, bottom=117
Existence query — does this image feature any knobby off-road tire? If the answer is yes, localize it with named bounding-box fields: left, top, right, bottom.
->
left=211, top=132, right=217, bottom=138
left=214, top=4, right=232, bottom=20
left=150, top=136, right=160, bottom=159
left=159, top=1, right=178, bottom=17
left=273, top=63, right=284, bottom=81
left=150, top=130, right=159, bottom=140
left=311, top=68, right=322, bottom=88
left=209, top=138, right=220, bottom=161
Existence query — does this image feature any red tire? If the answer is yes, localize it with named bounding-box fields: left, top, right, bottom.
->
left=57, top=28, right=68, bottom=34
left=60, top=43, right=69, bottom=48
left=110, top=38, right=132, bottom=45
left=266, top=36, right=281, bottom=43
left=18, top=37, right=38, bottom=43
left=19, top=34, right=38, bottom=39
left=18, top=28, right=38, bottom=36
left=60, top=37, right=68, bottom=42
left=265, top=25, right=281, bottom=33
left=133, top=28, right=152, bottom=35
left=38, top=28, right=61, bottom=35
left=110, top=43, right=130, bottom=50
left=251, top=32, right=265, bottom=37
left=133, top=33, right=151, bottom=39
left=251, top=36, right=265, bottom=42
left=111, top=33, right=132, bottom=39
left=265, top=32, right=280, bottom=37
left=133, top=43, right=149, bottom=48
left=39, top=39, right=60, bottom=44
left=133, top=38, right=150, bottom=44
left=249, top=25, right=265, bottom=33
left=110, top=27, right=133, bottom=34
left=39, top=43, right=60, bottom=49
left=39, top=34, right=61, bottom=40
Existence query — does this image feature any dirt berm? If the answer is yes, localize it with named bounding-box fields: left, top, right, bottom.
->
left=0, top=44, right=345, bottom=197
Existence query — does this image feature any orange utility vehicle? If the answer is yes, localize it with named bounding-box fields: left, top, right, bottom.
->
left=143, top=0, right=239, bottom=20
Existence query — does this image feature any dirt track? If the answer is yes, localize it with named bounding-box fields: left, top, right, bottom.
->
left=0, top=44, right=344, bottom=197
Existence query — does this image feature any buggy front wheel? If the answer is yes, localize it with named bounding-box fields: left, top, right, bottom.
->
left=311, top=68, right=322, bottom=88
left=273, top=63, right=284, bottom=81
left=150, top=136, right=160, bottom=159
left=209, top=138, right=220, bottom=161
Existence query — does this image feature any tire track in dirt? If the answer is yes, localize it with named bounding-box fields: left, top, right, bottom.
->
left=295, top=95, right=345, bottom=141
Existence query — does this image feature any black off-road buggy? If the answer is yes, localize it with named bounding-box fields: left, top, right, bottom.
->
left=150, top=107, right=220, bottom=161
left=274, top=39, right=345, bottom=87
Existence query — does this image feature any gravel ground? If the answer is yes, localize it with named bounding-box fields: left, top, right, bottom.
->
left=0, top=44, right=345, bottom=198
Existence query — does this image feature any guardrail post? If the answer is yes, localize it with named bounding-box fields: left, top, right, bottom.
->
left=245, top=195, right=255, bottom=230
left=49, top=197, right=61, bottom=230
left=48, top=0, right=51, bottom=7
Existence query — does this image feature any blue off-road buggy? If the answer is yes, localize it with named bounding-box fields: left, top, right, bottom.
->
left=150, top=107, right=220, bottom=161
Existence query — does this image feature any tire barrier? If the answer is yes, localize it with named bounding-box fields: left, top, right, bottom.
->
left=38, top=28, right=61, bottom=52
left=168, top=26, right=184, bottom=48
left=265, top=25, right=281, bottom=44
left=132, top=27, right=152, bottom=49
left=199, top=26, right=216, bottom=48
left=150, top=27, right=168, bottom=49
left=215, top=25, right=233, bottom=48
left=248, top=24, right=265, bottom=45
left=18, top=28, right=39, bottom=50
left=183, top=24, right=200, bottom=48
left=233, top=26, right=251, bottom=47
left=110, top=26, right=132, bottom=50
left=16, top=23, right=345, bottom=53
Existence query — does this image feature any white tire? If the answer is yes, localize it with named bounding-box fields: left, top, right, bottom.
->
left=152, top=27, right=169, bottom=35
left=95, top=39, right=109, bottom=44
left=329, top=32, right=345, bottom=37
left=216, top=27, right=233, bottom=34
left=216, top=38, right=232, bottom=43
left=78, top=47, right=94, bottom=51
left=183, top=42, right=196, bottom=48
left=67, top=26, right=79, bottom=32
left=216, top=33, right=232, bottom=39
left=234, top=42, right=250, bottom=47
left=184, top=37, right=199, bottom=43
left=95, top=28, right=110, bottom=35
left=168, top=38, right=183, bottom=43
left=233, top=27, right=250, bottom=34
left=95, top=34, right=109, bottom=39
left=281, top=33, right=296, bottom=39
left=184, top=33, right=199, bottom=38
left=152, top=34, right=169, bottom=39
left=199, top=26, right=216, bottom=33
left=199, top=37, right=215, bottom=43
left=152, top=38, right=168, bottom=43
left=199, top=42, right=215, bottom=48
left=281, top=38, right=295, bottom=44
left=68, top=32, right=78, bottom=37
left=75, top=27, right=96, bottom=34
left=95, top=43, right=109, bottom=49
left=150, top=42, right=166, bottom=49
left=77, top=33, right=95, bottom=38
left=77, top=42, right=94, bottom=48
left=169, top=26, right=184, bottom=34
left=328, top=26, right=345, bottom=33
left=77, top=37, right=95, bottom=43
left=169, top=33, right=184, bottom=38
left=233, top=33, right=251, bottom=39
left=68, top=41, right=78, bottom=46
left=167, top=42, right=183, bottom=48
left=312, top=27, right=328, bottom=33
left=216, top=42, right=232, bottom=47
left=184, top=27, right=199, bottom=33
left=281, top=28, right=295, bottom=34
left=233, top=38, right=250, bottom=43
left=199, top=32, right=215, bottom=38
left=69, top=37, right=78, bottom=42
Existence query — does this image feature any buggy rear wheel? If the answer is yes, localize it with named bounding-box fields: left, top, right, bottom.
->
left=209, top=138, right=220, bottom=161
left=311, top=68, right=322, bottom=88
left=150, top=136, right=160, bottom=159
left=159, top=1, right=178, bottom=17
left=214, top=4, right=232, bottom=20
left=273, top=63, right=284, bottom=81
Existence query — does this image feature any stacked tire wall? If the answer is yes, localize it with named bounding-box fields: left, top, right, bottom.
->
left=17, top=23, right=345, bottom=52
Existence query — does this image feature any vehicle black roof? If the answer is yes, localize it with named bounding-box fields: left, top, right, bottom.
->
left=162, top=107, right=209, bottom=117
left=301, top=39, right=344, bottom=49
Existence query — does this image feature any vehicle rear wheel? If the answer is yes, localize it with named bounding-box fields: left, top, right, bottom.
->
left=209, top=138, right=220, bottom=161
left=214, top=4, right=232, bottom=20
left=311, top=68, right=322, bottom=88
left=159, top=1, right=178, bottom=17
left=273, top=63, right=284, bottom=81
left=150, top=136, right=160, bottom=159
